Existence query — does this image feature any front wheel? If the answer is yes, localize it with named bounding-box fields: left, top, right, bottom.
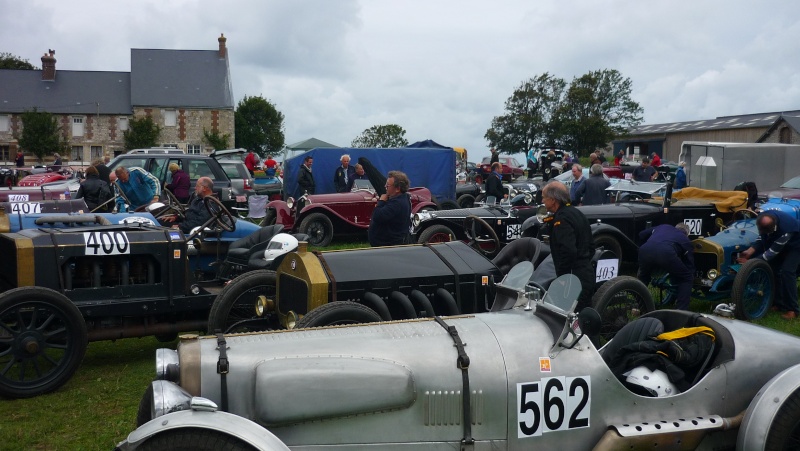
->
left=458, top=194, right=476, bottom=208
left=418, top=224, right=456, bottom=244
left=732, top=258, right=774, bottom=320
left=207, top=270, right=277, bottom=334
left=295, top=302, right=383, bottom=328
left=138, top=429, right=258, bottom=451
left=592, top=276, right=654, bottom=345
left=593, top=234, right=623, bottom=262
left=764, top=389, right=800, bottom=450
left=0, top=287, right=88, bottom=398
left=299, top=212, right=333, bottom=247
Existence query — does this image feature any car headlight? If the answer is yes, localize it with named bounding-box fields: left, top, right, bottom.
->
left=287, top=197, right=295, bottom=209
left=412, top=213, right=422, bottom=228
left=155, top=348, right=179, bottom=381
left=707, top=269, right=719, bottom=280
left=152, top=380, right=193, bottom=419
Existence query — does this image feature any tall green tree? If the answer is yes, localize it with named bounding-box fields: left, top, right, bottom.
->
left=17, top=108, right=67, bottom=163
left=0, top=52, right=36, bottom=70
left=484, top=73, right=566, bottom=154
left=123, top=116, right=162, bottom=150
left=203, top=128, right=231, bottom=151
left=234, top=95, right=285, bottom=156
left=554, top=69, right=643, bottom=156
left=351, top=124, right=409, bottom=148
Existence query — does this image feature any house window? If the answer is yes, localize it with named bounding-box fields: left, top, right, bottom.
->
left=0, top=115, right=9, bottom=132
left=91, top=146, right=103, bottom=160
left=164, top=110, right=177, bottom=127
left=72, top=117, right=84, bottom=137
left=0, top=146, right=9, bottom=161
left=187, top=144, right=201, bottom=154
left=118, top=117, right=129, bottom=132
left=161, top=143, right=178, bottom=148
left=71, top=146, right=83, bottom=161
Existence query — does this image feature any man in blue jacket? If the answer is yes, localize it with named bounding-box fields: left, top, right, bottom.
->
left=113, top=166, right=161, bottom=212
left=637, top=223, right=695, bottom=310
left=368, top=171, right=412, bottom=247
left=738, top=210, right=800, bottom=319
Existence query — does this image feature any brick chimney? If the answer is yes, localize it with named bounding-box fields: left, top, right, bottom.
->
left=218, top=33, right=227, bottom=59
left=41, top=49, right=56, bottom=81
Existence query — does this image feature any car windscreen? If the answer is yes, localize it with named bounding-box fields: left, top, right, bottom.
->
left=781, top=176, right=800, bottom=189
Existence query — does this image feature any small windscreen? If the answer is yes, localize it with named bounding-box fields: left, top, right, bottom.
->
left=542, top=274, right=581, bottom=313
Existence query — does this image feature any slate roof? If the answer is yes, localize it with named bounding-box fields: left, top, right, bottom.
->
left=285, top=137, right=339, bottom=151
left=629, top=110, right=800, bottom=135
left=756, top=114, right=800, bottom=142
left=130, top=49, right=233, bottom=109
left=0, top=69, right=131, bottom=115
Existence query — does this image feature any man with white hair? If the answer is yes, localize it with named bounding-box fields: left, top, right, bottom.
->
left=333, top=154, right=356, bottom=192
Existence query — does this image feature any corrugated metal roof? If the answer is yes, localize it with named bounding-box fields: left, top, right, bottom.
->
left=0, top=69, right=131, bottom=114
left=130, top=49, right=233, bottom=109
left=629, top=110, right=800, bottom=135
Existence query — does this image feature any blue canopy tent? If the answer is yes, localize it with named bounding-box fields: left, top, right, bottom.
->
left=284, top=147, right=456, bottom=201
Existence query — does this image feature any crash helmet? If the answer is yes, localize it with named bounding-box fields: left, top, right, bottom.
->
left=264, top=233, right=299, bottom=263
left=624, top=366, right=679, bottom=397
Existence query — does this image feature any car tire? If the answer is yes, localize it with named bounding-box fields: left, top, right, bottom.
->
left=438, top=199, right=459, bottom=210
left=458, top=194, right=476, bottom=208
left=138, top=429, right=256, bottom=451
left=732, top=258, right=774, bottom=320
left=764, top=389, right=800, bottom=450
left=593, top=234, right=623, bottom=261
left=260, top=209, right=277, bottom=226
left=299, top=212, right=334, bottom=247
left=592, top=276, right=654, bottom=345
left=207, top=270, right=277, bottom=334
left=418, top=224, right=456, bottom=244
left=295, top=301, right=383, bottom=328
left=475, top=193, right=486, bottom=204
left=0, top=287, right=88, bottom=399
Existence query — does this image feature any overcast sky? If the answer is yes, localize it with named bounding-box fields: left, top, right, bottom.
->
left=2, top=0, right=799, bottom=161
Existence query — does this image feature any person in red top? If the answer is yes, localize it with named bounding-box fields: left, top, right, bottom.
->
left=650, top=152, right=662, bottom=168
left=263, top=154, right=277, bottom=169
left=245, top=150, right=259, bottom=176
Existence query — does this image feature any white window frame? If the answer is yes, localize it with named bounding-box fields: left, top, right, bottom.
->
left=118, top=117, right=128, bottom=132
left=71, top=146, right=83, bottom=161
left=0, top=115, right=9, bottom=133
left=164, top=110, right=177, bottom=127
left=90, top=146, right=103, bottom=160
left=72, top=116, right=84, bottom=137
left=187, top=144, right=201, bottom=155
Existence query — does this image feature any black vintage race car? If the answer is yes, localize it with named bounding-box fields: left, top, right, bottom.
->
left=521, top=183, right=751, bottom=264
left=456, top=179, right=540, bottom=208
left=206, top=238, right=654, bottom=344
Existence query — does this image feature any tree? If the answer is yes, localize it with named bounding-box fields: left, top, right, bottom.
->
left=484, top=73, right=566, bottom=154
left=17, top=108, right=68, bottom=163
left=203, top=128, right=231, bottom=151
left=554, top=69, right=643, bottom=157
left=234, top=95, right=285, bottom=156
left=0, top=52, right=36, bottom=70
left=123, top=116, right=162, bottom=150
left=351, top=124, right=409, bottom=148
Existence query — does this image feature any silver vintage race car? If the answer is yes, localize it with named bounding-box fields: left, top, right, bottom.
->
left=121, top=261, right=800, bottom=450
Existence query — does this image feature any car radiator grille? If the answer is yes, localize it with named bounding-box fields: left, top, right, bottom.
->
left=279, top=273, right=310, bottom=315
left=693, top=252, right=718, bottom=280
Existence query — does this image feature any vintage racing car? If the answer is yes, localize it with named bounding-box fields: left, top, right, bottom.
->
left=121, top=265, right=800, bottom=450
left=262, top=179, right=438, bottom=247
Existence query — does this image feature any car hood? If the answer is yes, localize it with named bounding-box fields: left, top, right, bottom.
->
left=17, top=173, right=68, bottom=186
left=577, top=202, right=660, bottom=220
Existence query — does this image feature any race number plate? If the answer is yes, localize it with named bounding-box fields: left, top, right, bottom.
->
left=684, top=218, right=702, bottom=235
left=10, top=202, right=42, bottom=214
left=595, top=258, right=619, bottom=282
left=8, top=194, right=29, bottom=202
left=507, top=224, right=521, bottom=240
left=517, top=376, right=591, bottom=438
left=83, top=231, right=131, bottom=255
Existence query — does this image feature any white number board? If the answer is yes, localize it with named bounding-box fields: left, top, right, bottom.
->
left=506, top=224, right=521, bottom=240
left=10, top=202, right=42, bottom=214
left=8, top=194, right=29, bottom=202
left=683, top=218, right=702, bottom=235
left=595, top=258, right=618, bottom=282
left=83, top=231, right=131, bottom=255
left=517, top=376, right=591, bottom=438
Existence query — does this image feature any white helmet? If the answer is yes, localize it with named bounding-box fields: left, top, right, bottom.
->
left=264, top=233, right=299, bottom=263
left=624, top=366, right=679, bottom=397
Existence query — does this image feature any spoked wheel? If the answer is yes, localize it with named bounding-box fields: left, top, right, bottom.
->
left=592, top=276, right=655, bottom=345
left=764, top=389, right=800, bottom=451
left=203, top=196, right=235, bottom=232
left=731, top=258, right=774, bottom=320
left=139, top=429, right=258, bottom=451
left=207, top=270, right=277, bottom=334
left=418, top=225, right=456, bottom=244
left=298, top=213, right=333, bottom=247
left=0, top=287, right=88, bottom=399
left=464, top=215, right=500, bottom=257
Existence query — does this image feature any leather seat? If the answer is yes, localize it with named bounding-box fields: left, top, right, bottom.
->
left=491, top=237, right=542, bottom=276
left=224, top=224, right=284, bottom=269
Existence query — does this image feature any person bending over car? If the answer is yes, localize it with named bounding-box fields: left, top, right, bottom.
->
left=112, top=166, right=161, bottom=212
left=637, top=223, right=694, bottom=310
left=368, top=171, right=412, bottom=247
left=737, top=210, right=800, bottom=320
left=484, top=162, right=506, bottom=203
left=160, top=177, right=214, bottom=234
left=541, top=181, right=594, bottom=310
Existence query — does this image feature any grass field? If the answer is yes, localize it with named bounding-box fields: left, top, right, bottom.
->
left=2, top=246, right=800, bottom=449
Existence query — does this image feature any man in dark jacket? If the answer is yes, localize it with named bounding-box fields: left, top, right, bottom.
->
left=737, top=210, right=800, bottom=319
left=575, top=164, right=611, bottom=205
left=541, top=181, right=595, bottom=310
left=333, top=154, right=356, bottom=193
left=637, top=223, right=695, bottom=310
left=93, top=157, right=111, bottom=185
left=368, top=171, right=412, bottom=247
left=484, top=162, right=506, bottom=203
left=298, top=156, right=315, bottom=195
left=76, top=166, right=112, bottom=212
left=160, top=177, right=214, bottom=233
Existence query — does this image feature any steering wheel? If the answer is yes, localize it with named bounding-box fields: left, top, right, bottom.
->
left=204, top=196, right=236, bottom=232
left=155, top=188, right=187, bottom=219
left=464, top=215, right=501, bottom=257
left=732, top=209, right=759, bottom=221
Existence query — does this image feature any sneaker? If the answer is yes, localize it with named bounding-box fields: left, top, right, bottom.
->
left=781, top=311, right=797, bottom=320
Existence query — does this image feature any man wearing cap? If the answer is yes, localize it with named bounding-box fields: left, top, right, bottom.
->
left=738, top=210, right=800, bottom=319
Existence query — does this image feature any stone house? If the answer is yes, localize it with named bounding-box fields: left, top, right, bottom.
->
left=0, top=34, right=234, bottom=166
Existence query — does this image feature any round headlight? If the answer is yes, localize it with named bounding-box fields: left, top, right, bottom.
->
left=255, top=295, right=273, bottom=316
left=707, top=269, right=719, bottom=280
left=412, top=213, right=421, bottom=227
left=286, top=197, right=295, bottom=209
